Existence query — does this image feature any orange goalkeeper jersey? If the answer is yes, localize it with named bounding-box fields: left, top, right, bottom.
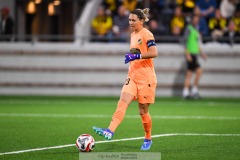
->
left=128, top=28, right=157, bottom=84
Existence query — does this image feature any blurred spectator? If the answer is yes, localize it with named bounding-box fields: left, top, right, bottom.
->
left=112, top=5, right=130, bottom=42
left=194, top=7, right=209, bottom=36
left=220, top=0, right=238, bottom=19
left=102, top=0, right=121, bottom=16
left=159, top=0, right=177, bottom=14
left=0, top=7, right=14, bottom=41
left=237, top=2, right=240, bottom=11
left=159, top=0, right=177, bottom=35
left=208, top=9, right=227, bottom=41
left=91, top=6, right=113, bottom=42
left=231, top=9, right=240, bottom=33
left=149, top=0, right=165, bottom=20
left=177, top=0, right=195, bottom=15
left=215, top=0, right=222, bottom=8
left=148, top=19, right=166, bottom=41
left=196, top=0, right=217, bottom=22
left=222, top=20, right=240, bottom=45
left=170, top=6, right=185, bottom=36
left=122, top=0, right=138, bottom=12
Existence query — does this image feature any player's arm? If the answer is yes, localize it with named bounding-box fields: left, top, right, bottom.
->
left=199, top=47, right=207, bottom=60
left=198, top=33, right=207, bottom=60
left=141, top=44, right=157, bottom=59
left=124, top=39, right=157, bottom=64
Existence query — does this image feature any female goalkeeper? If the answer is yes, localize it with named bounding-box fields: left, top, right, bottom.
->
left=93, top=8, right=158, bottom=150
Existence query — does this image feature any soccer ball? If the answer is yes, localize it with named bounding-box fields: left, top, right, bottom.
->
left=76, top=134, right=95, bottom=152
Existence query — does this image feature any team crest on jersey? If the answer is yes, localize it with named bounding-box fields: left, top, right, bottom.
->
left=138, top=39, right=142, bottom=45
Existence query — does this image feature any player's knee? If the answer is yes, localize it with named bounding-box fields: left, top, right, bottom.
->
left=138, top=103, right=149, bottom=115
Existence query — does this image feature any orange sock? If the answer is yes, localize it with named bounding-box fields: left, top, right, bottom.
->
left=141, top=112, right=152, bottom=140
left=108, top=100, right=128, bottom=132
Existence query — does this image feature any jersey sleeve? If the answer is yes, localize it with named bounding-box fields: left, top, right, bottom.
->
left=143, top=31, right=156, bottom=48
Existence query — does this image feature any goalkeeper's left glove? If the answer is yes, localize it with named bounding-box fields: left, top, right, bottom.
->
left=124, top=53, right=141, bottom=64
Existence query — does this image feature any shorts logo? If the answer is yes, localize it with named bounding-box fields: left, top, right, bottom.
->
left=138, top=39, right=142, bottom=45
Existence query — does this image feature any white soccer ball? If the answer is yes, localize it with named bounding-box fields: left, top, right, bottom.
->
left=76, top=134, right=95, bottom=152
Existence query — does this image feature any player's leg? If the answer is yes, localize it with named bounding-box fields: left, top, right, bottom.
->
left=138, top=103, right=153, bottom=150
left=108, top=92, right=134, bottom=132
left=194, top=67, right=202, bottom=89
left=93, top=78, right=136, bottom=140
left=183, top=70, right=192, bottom=98
left=138, top=83, right=156, bottom=150
left=192, top=67, right=202, bottom=99
left=93, top=92, right=134, bottom=140
left=138, top=103, right=151, bottom=140
left=183, top=55, right=194, bottom=98
left=191, top=56, right=202, bottom=99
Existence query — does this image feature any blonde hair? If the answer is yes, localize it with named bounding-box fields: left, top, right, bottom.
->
left=131, top=8, right=150, bottom=22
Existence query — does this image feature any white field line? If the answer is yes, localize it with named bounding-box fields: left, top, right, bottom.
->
left=0, top=113, right=239, bottom=120
left=0, top=133, right=240, bottom=156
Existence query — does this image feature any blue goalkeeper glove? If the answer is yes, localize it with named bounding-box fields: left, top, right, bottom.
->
left=124, top=53, right=141, bottom=64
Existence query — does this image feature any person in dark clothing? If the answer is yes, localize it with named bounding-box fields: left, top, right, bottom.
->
left=222, top=20, right=240, bottom=45
left=0, top=7, right=14, bottom=41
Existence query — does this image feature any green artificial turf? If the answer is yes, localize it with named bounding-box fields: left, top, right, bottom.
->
left=0, top=96, right=239, bottom=160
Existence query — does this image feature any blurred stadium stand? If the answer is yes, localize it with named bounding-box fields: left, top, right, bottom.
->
left=0, top=0, right=240, bottom=97
left=0, top=42, right=240, bottom=97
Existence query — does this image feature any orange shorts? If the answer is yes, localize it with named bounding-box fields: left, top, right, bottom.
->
left=121, top=77, right=157, bottom=104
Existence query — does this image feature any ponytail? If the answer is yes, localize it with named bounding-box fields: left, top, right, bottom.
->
left=131, top=8, right=150, bottom=22
left=142, top=8, right=150, bottom=22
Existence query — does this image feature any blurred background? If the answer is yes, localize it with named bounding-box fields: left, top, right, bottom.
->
left=0, top=0, right=240, bottom=97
